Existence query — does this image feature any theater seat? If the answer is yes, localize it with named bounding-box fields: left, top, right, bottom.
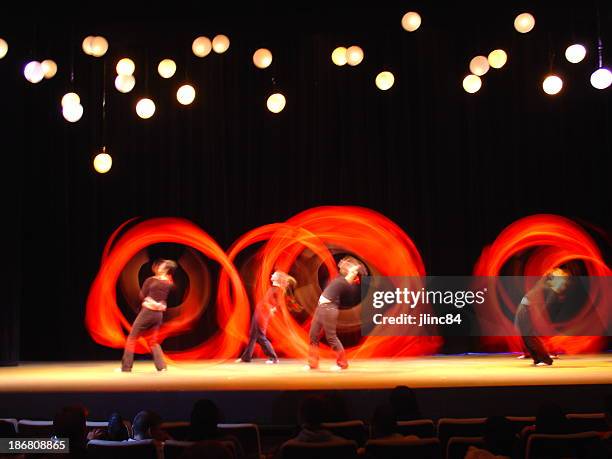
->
left=525, top=431, right=601, bottom=459
left=86, top=439, right=158, bottom=459
left=164, top=439, right=195, bottom=459
left=397, top=419, right=436, bottom=437
left=0, top=419, right=18, bottom=437
left=17, top=420, right=54, bottom=437
left=446, top=436, right=484, bottom=459
left=437, top=418, right=486, bottom=451
left=321, top=420, right=367, bottom=446
left=218, top=423, right=264, bottom=459
left=365, top=437, right=441, bottom=459
left=280, top=439, right=358, bottom=459
left=160, top=421, right=190, bottom=440
left=506, top=416, right=536, bottom=435
left=566, top=413, right=609, bottom=432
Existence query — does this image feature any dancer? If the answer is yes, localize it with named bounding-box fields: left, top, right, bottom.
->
left=120, top=259, right=177, bottom=372
left=514, top=268, right=570, bottom=366
left=307, top=256, right=366, bottom=371
left=236, top=271, right=299, bottom=364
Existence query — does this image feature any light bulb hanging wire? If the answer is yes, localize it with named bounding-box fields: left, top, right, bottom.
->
left=595, top=2, right=604, bottom=68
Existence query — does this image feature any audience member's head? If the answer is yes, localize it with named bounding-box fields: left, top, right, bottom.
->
left=190, top=399, right=221, bottom=440
left=107, top=412, right=129, bottom=441
left=324, top=392, right=349, bottom=422
left=299, top=395, right=329, bottom=428
left=180, top=440, right=233, bottom=459
left=53, top=404, right=88, bottom=452
left=483, top=416, right=515, bottom=456
left=371, top=404, right=398, bottom=439
left=389, top=385, right=421, bottom=420
left=536, top=402, right=568, bottom=434
left=132, top=410, right=162, bottom=440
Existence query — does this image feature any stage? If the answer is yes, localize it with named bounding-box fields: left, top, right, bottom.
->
left=0, top=354, right=611, bottom=392
left=1, top=354, right=610, bottom=422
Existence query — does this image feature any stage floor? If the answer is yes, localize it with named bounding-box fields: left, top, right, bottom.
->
left=1, top=354, right=610, bottom=393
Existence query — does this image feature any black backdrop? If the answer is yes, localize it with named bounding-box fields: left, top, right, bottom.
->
left=1, top=2, right=610, bottom=362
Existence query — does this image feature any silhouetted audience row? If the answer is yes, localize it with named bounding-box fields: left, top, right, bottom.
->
left=0, top=386, right=610, bottom=458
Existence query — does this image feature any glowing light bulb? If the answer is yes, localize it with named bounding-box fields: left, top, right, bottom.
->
left=0, top=38, right=8, bottom=59
left=62, top=103, right=84, bottom=122
left=24, top=61, right=44, bottom=83
left=136, top=98, right=156, bottom=119
left=401, top=12, right=421, bottom=32
left=116, top=58, right=135, bottom=76
left=192, top=36, right=212, bottom=57
left=542, top=75, right=563, bottom=95
left=61, top=92, right=80, bottom=107
left=346, top=46, right=364, bottom=66
left=177, top=84, right=196, bottom=105
left=488, top=49, right=508, bottom=69
left=331, top=47, right=347, bottom=66
left=375, top=71, right=395, bottom=90
left=565, top=44, right=586, bottom=64
left=253, top=48, right=273, bottom=69
left=158, top=59, right=177, bottom=78
left=266, top=93, right=286, bottom=113
left=93, top=151, right=112, bottom=173
left=114, top=74, right=136, bottom=93
left=514, top=13, right=535, bottom=33
left=90, top=36, right=109, bottom=57
left=590, top=68, right=612, bottom=90
left=41, top=59, right=57, bottom=79
left=469, top=56, right=490, bottom=76
left=212, top=34, right=230, bottom=54
left=462, top=74, right=482, bottom=93
left=82, top=36, right=94, bottom=55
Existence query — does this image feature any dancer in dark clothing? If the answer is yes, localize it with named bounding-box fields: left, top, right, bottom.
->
left=514, top=268, right=569, bottom=366
left=236, top=271, right=299, bottom=364
left=120, top=259, right=177, bottom=372
left=307, top=256, right=366, bottom=370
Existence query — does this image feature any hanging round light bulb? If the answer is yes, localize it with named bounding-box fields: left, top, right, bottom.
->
left=469, top=56, right=490, bottom=76
left=331, top=47, right=348, bottom=66
left=462, top=74, right=482, bottom=93
left=212, top=34, right=230, bottom=54
left=590, top=67, right=612, bottom=90
left=488, top=49, right=508, bottom=69
left=177, top=84, right=196, bottom=105
left=565, top=44, right=587, bottom=64
left=401, top=12, right=422, bottom=32
left=114, top=74, right=136, bottom=93
left=116, top=58, right=135, bottom=76
left=62, top=103, right=84, bottom=122
left=61, top=92, right=80, bottom=107
left=41, top=59, right=57, bottom=79
left=24, top=61, right=45, bottom=83
left=192, top=36, right=212, bottom=57
left=375, top=71, right=395, bottom=90
left=93, top=149, right=112, bottom=174
left=253, top=48, right=273, bottom=69
left=82, top=36, right=95, bottom=56
left=0, top=38, right=8, bottom=59
left=158, top=59, right=177, bottom=78
left=136, top=98, right=156, bottom=119
left=346, top=46, right=364, bottom=66
left=542, top=75, right=563, bottom=95
left=90, top=36, right=109, bottom=57
left=514, top=13, right=535, bottom=33
left=266, top=93, right=286, bottom=113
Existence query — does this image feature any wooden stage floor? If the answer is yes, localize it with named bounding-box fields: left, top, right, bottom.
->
left=1, top=354, right=610, bottom=393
